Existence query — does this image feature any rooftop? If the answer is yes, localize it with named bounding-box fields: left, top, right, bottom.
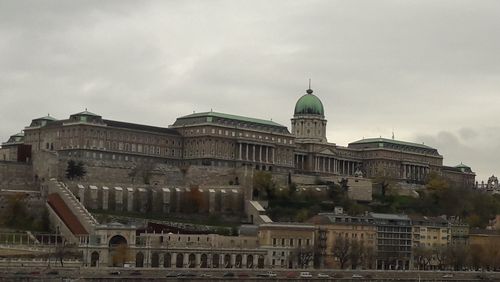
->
left=369, top=212, right=410, bottom=221
left=71, top=110, right=100, bottom=117
left=349, top=137, right=435, bottom=150
left=175, top=111, right=286, bottom=128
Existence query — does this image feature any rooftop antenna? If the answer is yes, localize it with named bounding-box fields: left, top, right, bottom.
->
left=85, top=108, right=88, bottom=111
left=392, top=129, right=395, bottom=140
left=306, top=78, right=313, bottom=94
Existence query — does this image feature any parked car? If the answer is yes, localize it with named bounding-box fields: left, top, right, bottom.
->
left=109, top=271, right=121, bottom=275
left=442, top=273, right=454, bottom=278
left=285, top=271, right=298, bottom=278
left=223, top=272, right=235, bottom=277
left=257, top=271, right=277, bottom=278
left=317, top=273, right=330, bottom=278
left=166, top=272, right=179, bottom=277
left=178, top=272, right=197, bottom=277
left=237, top=272, right=250, bottom=277
left=299, top=272, right=313, bottom=278
left=352, top=273, right=364, bottom=279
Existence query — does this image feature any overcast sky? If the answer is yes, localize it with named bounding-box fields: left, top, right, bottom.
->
left=1, top=1, right=499, bottom=181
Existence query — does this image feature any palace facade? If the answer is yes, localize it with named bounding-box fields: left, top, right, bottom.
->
left=2, top=88, right=475, bottom=188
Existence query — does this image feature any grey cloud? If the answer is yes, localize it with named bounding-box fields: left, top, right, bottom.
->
left=1, top=0, right=499, bottom=180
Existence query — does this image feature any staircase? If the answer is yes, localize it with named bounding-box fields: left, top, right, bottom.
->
left=46, top=179, right=98, bottom=243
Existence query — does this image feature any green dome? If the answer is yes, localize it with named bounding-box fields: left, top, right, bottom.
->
left=294, top=89, right=324, bottom=116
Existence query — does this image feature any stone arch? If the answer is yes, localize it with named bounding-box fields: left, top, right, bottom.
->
left=258, top=255, right=265, bottom=269
left=176, top=253, right=184, bottom=268
left=224, top=254, right=231, bottom=268
left=109, top=235, right=128, bottom=267
left=235, top=254, right=242, bottom=268
left=188, top=253, right=196, bottom=268
left=164, top=253, right=171, bottom=268
left=90, top=251, right=99, bottom=267
left=109, top=235, right=127, bottom=247
left=212, top=254, right=220, bottom=268
left=151, top=253, right=159, bottom=268
left=136, top=252, right=144, bottom=268
left=247, top=255, right=253, bottom=268
left=200, top=254, right=208, bottom=268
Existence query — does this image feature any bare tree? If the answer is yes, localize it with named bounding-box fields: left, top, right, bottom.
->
left=349, top=240, right=364, bottom=269
left=413, top=246, right=433, bottom=270
left=362, top=246, right=376, bottom=269
left=433, top=246, right=449, bottom=270
left=332, top=236, right=350, bottom=269
left=445, top=244, right=469, bottom=271
left=292, top=246, right=315, bottom=269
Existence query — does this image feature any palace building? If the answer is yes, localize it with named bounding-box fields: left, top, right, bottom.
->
left=2, top=88, right=475, bottom=189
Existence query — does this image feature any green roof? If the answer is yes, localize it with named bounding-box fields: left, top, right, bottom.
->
left=177, top=111, right=285, bottom=127
left=349, top=137, right=435, bottom=150
left=34, top=115, right=57, bottom=121
left=455, top=163, right=470, bottom=169
left=72, top=110, right=100, bottom=117
left=294, top=89, right=324, bottom=116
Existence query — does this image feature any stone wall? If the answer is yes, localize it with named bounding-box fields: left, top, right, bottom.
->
left=68, top=183, right=244, bottom=216
left=0, top=161, right=35, bottom=191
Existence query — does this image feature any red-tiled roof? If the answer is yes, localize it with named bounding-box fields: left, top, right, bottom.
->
left=47, top=193, right=88, bottom=235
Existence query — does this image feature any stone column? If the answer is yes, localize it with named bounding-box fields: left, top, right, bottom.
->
left=102, top=186, right=109, bottom=210
left=272, top=148, right=275, bottom=164
left=259, top=146, right=262, bottom=163
left=208, top=189, right=216, bottom=214
left=239, top=143, right=242, bottom=160
left=126, top=187, right=134, bottom=212
left=327, top=158, right=331, bottom=172
left=89, top=185, right=98, bottom=210
left=231, top=254, right=236, bottom=268
left=114, top=187, right=123, bottom=211
left=196, top=253, right=201, bottom=268
left=183, top=253, right=189, bottom=268
left=242, top=254, right=247, bottom=268
left=78, top=184, right=85, bottom=206
left=245, top=144, right=249, bottom=160
left=265, top=147, right=269, bottom=163
left=221, top=189, right=229, bottom=212
left=175, top=188, right=183, bottom=212
left=252, top=145, right=256, bottom=161
left=171, top=252, right=177, bottom=268
left=138, top=188, right=147, bottom=213
left=162, top=188, right=171, bottom=213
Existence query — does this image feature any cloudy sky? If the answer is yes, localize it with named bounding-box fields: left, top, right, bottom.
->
left=1, top=1, right=499, bottom=181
